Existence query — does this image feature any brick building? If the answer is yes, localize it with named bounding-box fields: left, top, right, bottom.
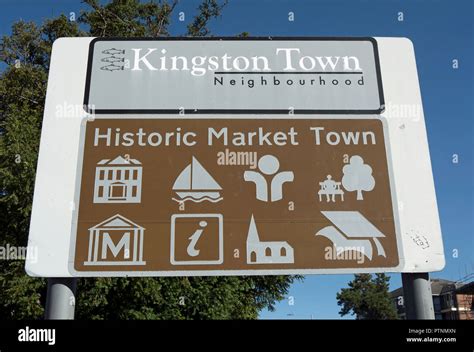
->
left=390, top=278, right=473, bottom=320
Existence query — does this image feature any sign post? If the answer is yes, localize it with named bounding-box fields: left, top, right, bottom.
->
left=44, top=278, right=77, bottom=320
left=27, top=37, right=444, bottom=319
left=402, top=273, right=435, bottom=319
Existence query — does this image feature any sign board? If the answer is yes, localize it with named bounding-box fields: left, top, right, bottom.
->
left=26, top=37, right=444, bottom=277
left=73, top=117, right=399, bottom=274
left=84, top=38, right=384, bottom=114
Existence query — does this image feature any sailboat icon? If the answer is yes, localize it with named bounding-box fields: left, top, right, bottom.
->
left=172, top=156, right=223, bottom=204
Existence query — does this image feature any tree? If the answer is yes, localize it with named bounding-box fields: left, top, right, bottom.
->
left=0, top=0, right=300, bottom=320
left=341, top=155, right=375, bottom=200
left=336, top=274, right=398, bottom=320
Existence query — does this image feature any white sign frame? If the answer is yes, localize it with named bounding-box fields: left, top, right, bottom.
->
left=25, top=37, right=445, bottom=277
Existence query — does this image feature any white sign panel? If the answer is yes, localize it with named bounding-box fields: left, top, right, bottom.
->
left=84, top=38, right=384, bottom=114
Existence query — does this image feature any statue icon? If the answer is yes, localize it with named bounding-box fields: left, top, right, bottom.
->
left=244, top=155, right=294, bottom=202
left=318, top=175, right=344, bottom=202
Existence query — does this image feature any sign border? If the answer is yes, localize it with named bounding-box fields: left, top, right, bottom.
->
left=83, top=37, right=386, bottom=115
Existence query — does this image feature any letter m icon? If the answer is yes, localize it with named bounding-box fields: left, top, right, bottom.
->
left=101, top=232, right=130, bottom=260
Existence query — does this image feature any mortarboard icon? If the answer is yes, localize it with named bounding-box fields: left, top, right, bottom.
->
left=316, top=211, right=387, bottom=261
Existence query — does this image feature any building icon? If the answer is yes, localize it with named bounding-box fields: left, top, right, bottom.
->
left=93, top=155, right=142, bottom=203
left=84, top=214, right=146, bottom=266
left=246, top=215, right=294, bottom=264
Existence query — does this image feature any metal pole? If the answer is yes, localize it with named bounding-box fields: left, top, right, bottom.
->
left=401, top=273, right=435, bottom=320
left=45, top=278, right=77, bottom=320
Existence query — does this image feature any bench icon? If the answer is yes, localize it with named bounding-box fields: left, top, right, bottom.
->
left=318, top=175, right=344, bottom=202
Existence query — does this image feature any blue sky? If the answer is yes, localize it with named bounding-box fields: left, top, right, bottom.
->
left=1, top=0, right=472, bottom=319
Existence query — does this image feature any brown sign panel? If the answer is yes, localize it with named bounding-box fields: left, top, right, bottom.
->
left=72, top=118, right=400, bottom=275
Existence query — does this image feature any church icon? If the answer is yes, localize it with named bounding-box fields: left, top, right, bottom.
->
left=246, top=214, right=294, bottom=264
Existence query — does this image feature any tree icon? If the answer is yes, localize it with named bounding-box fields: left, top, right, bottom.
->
left=342, top=155, right=375, bottom=200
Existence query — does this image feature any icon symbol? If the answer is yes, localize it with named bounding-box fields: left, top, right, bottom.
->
left=93, top=155, right=142, bottom=203
left=100, top=48, right=125, bottom=71
left=318, top=175, right=345, bottom=202
left=102, top=48, right=125, bottom=55
left=244, top=154, right=294, bottom=202
left=170, top=214, right=223, bottom=265
left=246, top=214, right=294, bottom=264
left=342, top=155, right=375, bottom=200
left=84, top=214, right=146, bottom=266
left=172, top=157, right=223, bottom=204
left=316, top=211, right=386, bottom=261
left=187, top=220, right=208, bottom=257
